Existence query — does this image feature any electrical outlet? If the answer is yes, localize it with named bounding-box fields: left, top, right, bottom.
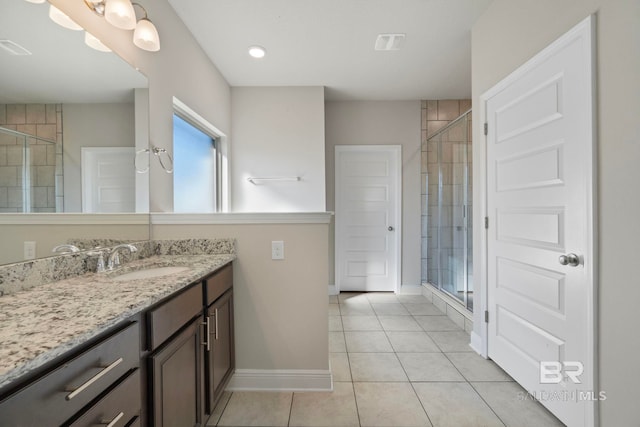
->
left=271, top=241, right=284, bottom=260
left=24, top=241, right=36, bottom=260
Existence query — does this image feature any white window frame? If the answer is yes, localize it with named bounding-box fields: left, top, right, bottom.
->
left=172, top=97, right=230, bottom=212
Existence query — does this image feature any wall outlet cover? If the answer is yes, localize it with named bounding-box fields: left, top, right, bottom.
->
left=271, top=241, right=284, bottom=260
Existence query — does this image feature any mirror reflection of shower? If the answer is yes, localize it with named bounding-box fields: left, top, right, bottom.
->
left=0, top=125, right=61, bottom=213
left=422, top=108, right=473, bottom=311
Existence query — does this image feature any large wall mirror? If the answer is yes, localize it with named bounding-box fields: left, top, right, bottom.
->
left=0, top=0, right=150, bottom=265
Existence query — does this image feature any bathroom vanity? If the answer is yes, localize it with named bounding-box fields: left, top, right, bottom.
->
left=0, top=246, right=235, bottom=427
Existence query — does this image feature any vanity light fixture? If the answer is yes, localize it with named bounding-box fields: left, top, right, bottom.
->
left=248, top=45, right=266, bottom=59
left=84, top=0, right=160, bottom=52
left=49, top=4, right=83, bottom=31
left=104, top=0, right=136, bottom=30
left=84, top=31, right=112, bottom=52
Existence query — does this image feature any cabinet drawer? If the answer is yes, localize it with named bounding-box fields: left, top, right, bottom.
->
left=68, top=369, right=140, bottom=427
left=205, top=263, right=233, bottom=306
left=148, top=283, right=202, bottom=351
left=0, top=322, right=139, bottom=427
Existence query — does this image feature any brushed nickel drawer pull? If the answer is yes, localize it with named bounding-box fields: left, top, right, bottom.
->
left=65, top=358, right=123, bottom=401
left=101, top=411, right=125, bottom=427
left=214, top=309, right=219, bottom=340
left=201, top=317, right=211, bottom=351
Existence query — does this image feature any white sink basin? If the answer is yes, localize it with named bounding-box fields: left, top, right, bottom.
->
left=111, top=266, right=192, bottom=282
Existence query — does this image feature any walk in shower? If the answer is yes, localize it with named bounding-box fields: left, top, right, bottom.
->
left=422, top=110, right=473, bottom=310
left=0, top=126, right=61, bottom=213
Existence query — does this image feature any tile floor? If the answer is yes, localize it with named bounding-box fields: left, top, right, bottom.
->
left=208, top=292, right=564, bottom=427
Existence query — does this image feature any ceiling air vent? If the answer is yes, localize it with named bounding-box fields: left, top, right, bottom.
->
left=0, top=40, right=32, bottom=56
left=374, top=33, right=406, bottom=51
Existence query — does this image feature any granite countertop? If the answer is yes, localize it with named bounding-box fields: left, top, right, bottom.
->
left=0, top=254, right=235, bottom=389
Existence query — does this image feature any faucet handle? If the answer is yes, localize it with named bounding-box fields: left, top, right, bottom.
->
left=87, top=250, right=106, bottom=273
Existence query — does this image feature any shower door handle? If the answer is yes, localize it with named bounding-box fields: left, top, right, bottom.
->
left=558, top=253, right=581, bottom=267
left=388, top=226, right=394, bottom=231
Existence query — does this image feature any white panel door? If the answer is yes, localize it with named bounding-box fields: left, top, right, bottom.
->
left=335, top=145, right=401, bottom=292
left=485, top=17, right=595, bottom=426
left=82, top=147, right=135, bottom=213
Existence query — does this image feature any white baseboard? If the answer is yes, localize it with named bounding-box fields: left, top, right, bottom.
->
left=328, top=284, right=338, bottom=295
left=226, top=369, right=333, bottom=392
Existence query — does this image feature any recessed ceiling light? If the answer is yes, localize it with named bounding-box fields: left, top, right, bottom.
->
left=248, top=45, right=266, bottom=59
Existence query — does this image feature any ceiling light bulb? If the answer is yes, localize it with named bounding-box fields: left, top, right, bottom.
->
left=248, top=46, right=266, bottom=59
left=49, top=5, right=83, bottom=31
left=133, top=18, right=160, bottom=52
left=84, top=31, right=111, bottom=52
left=105, top=0, right=136, bottom=30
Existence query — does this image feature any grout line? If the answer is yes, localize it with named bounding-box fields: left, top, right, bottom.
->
left=286, top=390, right=294, bottom=427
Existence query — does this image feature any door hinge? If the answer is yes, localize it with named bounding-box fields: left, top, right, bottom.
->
left=484, top=310, right=489, bottom=323
left=484, top=122, right=488, bottom=136
left=484, top=216, right=489, bottom=229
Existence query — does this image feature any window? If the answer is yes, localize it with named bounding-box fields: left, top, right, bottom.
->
left=173, top=113, right=218, bottom=212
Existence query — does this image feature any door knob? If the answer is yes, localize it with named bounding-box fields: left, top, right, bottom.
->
left=388, top=226, right=394, bottom=231
left=558, top=253, right=580, bottom=267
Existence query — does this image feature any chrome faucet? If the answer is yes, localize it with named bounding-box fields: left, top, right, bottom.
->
left=52, top=244, right=80, bottom=254
left=106, top=244, right=138, bottom=270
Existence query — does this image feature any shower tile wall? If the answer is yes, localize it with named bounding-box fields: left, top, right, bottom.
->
left=0, top=104, right=63, bottom=213
left=420, top=100, right=471, bottom=286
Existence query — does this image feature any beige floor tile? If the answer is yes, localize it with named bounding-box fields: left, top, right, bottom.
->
left=365, top=293, right=400, bottom=303
left=329, top=303, right=341, bottom=316
left=329, top=295, right=339, bottom=303
left=329, top=316, right=344, bottom=331
left=413, top=382, right=505, bottom=427
left=217, top=391, right=292, bottom=426
left=387, top=332, right=441, bottom=352
left=349, top=353, right=408, bottom=382
left=446, top=353, right=513, bottom=382
left=397, top=353, right=465, bottom=382
left=340, top=303, right=375, bottom=316
left=354, top=382, right=432, bottom=427
left=404, top=303, right=443, bottom=316
left=339, top=292, right=370, bottom=303
left=329, top=331, right=347, bottom=352
left=289, top=382, right=359, bottom=427
left=342, top=316, right=382, bottom=331
left=371, top=303, right=410, bottom=315
left=330, top=352, right=352, bottom=382
left=428, top=331, right=473, bottom=352
left=206, top=391, right=232, bottom=426
left=471, top=382, right=564, bottom=427
left=378, top=315, right=422, bottom=331
left=397, top=295, right=432, bottom=304
left=344, top=331, right=393, bottom=352
left=414, top=315, right=462, bottom=332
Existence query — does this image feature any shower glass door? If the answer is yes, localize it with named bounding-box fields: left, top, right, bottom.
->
left=424, top=110, right=473, bottom=311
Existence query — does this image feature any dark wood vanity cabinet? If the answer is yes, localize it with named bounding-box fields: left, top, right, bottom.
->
left=204, top=265, right=235, bottom=414
left=0, top=261, right=234, bottom=427
left=0, top=322, right=141, bottom=427
left=149, top=318, right=203, bottom=427
left=147, top=262, right=235, bottom=427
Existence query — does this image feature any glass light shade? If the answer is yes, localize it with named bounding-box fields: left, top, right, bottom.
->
left=133, top=18, right=160, bottom=52
left=49, top=5, right=83, bottom=31
left=24, top=0, right=47, bottom=4
left=105, top=0, right=136, bottom=30
left=84, top=32, right=111, bottom=52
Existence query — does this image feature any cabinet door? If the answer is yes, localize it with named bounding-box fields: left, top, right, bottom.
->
left=206, top=290, right=234, bottom=413
left=150, top=318, right=203, bottom=427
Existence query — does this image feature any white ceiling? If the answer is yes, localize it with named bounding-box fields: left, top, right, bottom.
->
left=0, top=0, right=146, bottom=104
left=168, top=0, right=493, bottom=101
